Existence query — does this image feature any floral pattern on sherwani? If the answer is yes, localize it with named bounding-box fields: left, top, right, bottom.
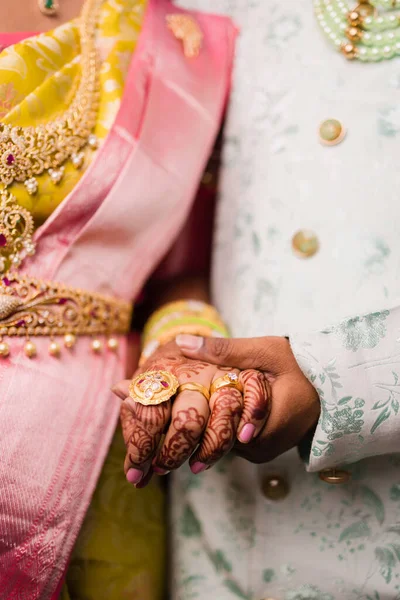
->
left=291, top=307, right=400, bottom=470
left=172, top=452, right=400, bottom=600
left=173, top=0, right=400, bottom=598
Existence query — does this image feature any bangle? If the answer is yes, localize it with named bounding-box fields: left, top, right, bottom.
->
left=154, top=316, right=228, bottom=340
left=143, top=300, right=225, bottom=340
left=140, top=299, right=229, bottom=365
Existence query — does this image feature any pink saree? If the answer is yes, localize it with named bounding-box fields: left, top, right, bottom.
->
left=0, top=2, right=236, bottom=598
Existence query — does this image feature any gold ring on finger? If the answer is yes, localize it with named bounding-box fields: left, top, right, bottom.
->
left=210, top=372, right=243, bottom=396
left=129, top=370, right=179, bottom=406
left=177, top=382, right=211, bottom=402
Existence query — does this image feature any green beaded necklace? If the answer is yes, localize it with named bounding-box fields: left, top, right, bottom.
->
left=314, top=0, right=400, bottom=61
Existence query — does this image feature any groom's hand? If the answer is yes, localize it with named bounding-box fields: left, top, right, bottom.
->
left=176, top=335, right=320, bottom=463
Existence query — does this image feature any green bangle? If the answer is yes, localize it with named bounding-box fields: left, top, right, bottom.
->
left=144, top=300, right=219, bottom=335
left=143, top=316, right=229, bottom=347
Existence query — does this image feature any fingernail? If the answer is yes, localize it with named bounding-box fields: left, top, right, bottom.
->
left=191, top=461, right=207, bottom=474
left=126, top=468, right=143, bottom=484
left=176, top=334, right=204, bottom=351
left=153, top=466, right=170, bottom=475
left=135, top=471, right=153, bottom=489
left=136, top=480, right=150, bottom=489
left=239, top=423, right=256, bottom=444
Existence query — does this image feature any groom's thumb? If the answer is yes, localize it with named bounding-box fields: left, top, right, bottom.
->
left=175, top=334, right=279, bottom=371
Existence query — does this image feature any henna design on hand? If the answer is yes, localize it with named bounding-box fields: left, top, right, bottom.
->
left=240, top=369, right=270, bottom=423
left=123, top=341, right=220, bottom=471
left=138, top=341, right=210, bottom=381
left=149, top=354, right=209, bottom=379
left=195, top=388, right=242, bottom=464
left=120, top=401, right=171, bottom=466
left=156, top=407, right=206, bottom=470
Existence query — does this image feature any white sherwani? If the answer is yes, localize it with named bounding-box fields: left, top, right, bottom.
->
left=173, top=1, right=400, bottom=598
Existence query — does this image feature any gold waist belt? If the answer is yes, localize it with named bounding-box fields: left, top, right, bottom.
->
left=0, top=273, right=132, bottom=358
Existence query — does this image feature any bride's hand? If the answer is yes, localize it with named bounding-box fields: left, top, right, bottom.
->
left=112, top=341, right=270, bottom=487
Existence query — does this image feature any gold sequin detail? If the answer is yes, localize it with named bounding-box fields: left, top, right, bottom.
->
left=166, top=14, right=203, bottom=58
left=0, top=272, right=131, bottom=338
left=0, top=0, right=102, bottom=273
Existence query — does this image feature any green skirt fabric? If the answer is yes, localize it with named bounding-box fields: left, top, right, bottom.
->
left=61, top=428, right=166, bottom=599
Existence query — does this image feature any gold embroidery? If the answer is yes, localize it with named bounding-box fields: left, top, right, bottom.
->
left=0, top=190, right=35, bottom=272
left=0, top=0, right=100, bottom=190
left=0, top=273, right=131, bottom=339
left=0, top=0, right=101, bottom=273
left=166, top=14, right=203, bottom=58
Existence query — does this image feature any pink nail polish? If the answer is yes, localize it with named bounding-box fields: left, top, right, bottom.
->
left=239, top=423, right=256, bottom=444
left=135, top=469, right=154, bottom=489
left=126, top=468, right=143, bottom=484
left=191, top=461, right=207, bottom=474
left=153, top=466, right=170, bottom=475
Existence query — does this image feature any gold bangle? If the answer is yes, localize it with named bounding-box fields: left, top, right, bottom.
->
left=210, top=372, right=243, bottom=396
left=144, top=300, right=223, bottom=336
left=142, top=299, right=229, bottom=348
left=177, top=382, right=210, bottom=402
left=140, top=300, right=229, bottom=368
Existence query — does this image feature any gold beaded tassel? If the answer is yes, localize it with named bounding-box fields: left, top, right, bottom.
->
left=64, top=333, right=76, bottom=349
left=49, top=339, right=61, bottom=357
left=91, top=338, right=103, bottom=354
left=107, top=337, right=119, bottom=352
left=0, top=272, right=131, bottom=359
left=0, top=338, right=9, bottom=357
left=24, top=339, right=37, bottom=359
left=0, top=334, right=123, bottom=358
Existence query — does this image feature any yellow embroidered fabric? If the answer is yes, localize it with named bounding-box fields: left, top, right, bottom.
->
left=0, top=0, right=147, bottom=225
left=64, top=429, right=166, bottom=600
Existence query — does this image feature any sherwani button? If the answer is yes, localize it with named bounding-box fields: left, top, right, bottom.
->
left=319, top=468, right=351, bottom=484
left=319, top=118, right=346, bottom=146
left=292, top=230, right=319, bottom=258
left=261, top=475, right=289, bottom=500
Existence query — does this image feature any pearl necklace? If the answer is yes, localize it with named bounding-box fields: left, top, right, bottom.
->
left=314, top=0, right=400, bottom=60
left=0, top=0, right=101, bottom=274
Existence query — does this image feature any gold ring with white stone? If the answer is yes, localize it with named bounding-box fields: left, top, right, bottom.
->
left=129, top=370, right=179, bottom=406
left=210, top=372, right=243, bottom=396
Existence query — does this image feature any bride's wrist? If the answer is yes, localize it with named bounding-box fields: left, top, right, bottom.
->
left=139, top=299, right=229, bottom=365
